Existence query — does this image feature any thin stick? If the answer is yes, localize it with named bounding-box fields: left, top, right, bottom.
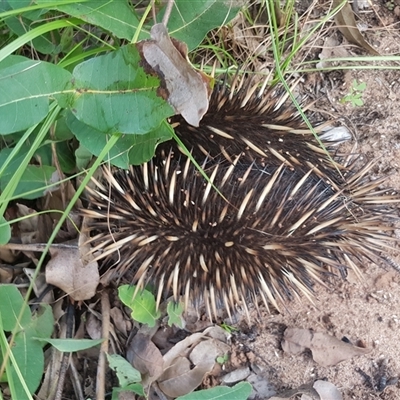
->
left=162, top=0, right=175, bottom=26
left=96, top=290, right=110, bottom=400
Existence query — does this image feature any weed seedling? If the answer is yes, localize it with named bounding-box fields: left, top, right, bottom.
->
left=341, top=80, right=367, bottom=107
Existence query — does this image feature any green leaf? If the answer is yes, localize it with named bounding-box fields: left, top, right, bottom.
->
left=0, top=164, right=57, bottom=200
left=3, top=304, right=54, bottom=399
left=11, top=326, right=45, bottom=399
left=37, top=0, right=141, bottom=41
left=0, top=216, right=11, bottom=245
left=176, top=382, right=252, bottom=400
left=166, top=0, right=242, bottom=51
left=167, top=301, right=184, bottom=328
left=68, top=45, right=174, bottom=135
left=34, top=338, right=104, bottom=352
left=0, top=56, right=72, bottom=134
left=75, top=143, right=93, bottom=170
left=31, top=304, right=54, bottom=340
left=68, top=112, right=173, bottom=168
left=56, top=141, right=76, bottom=174
left=0, top=285, right=31, bottom=331
left=118, top=285, right=161, bottom=327
left=106, top=354, right=141, bottom=385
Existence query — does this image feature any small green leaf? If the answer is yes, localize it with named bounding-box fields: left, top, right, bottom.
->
left=353, top=98, right=364, bottom=107
left=118, top=285, right=161, bottom=327
left=107, top=354, right=141, bottom=385
left=167, top=301, right=184, bottom=328
left=75, top=143, right=93, bottom=170
left=34, top=338, right=104, bottom=352
left=176, top=382, right=252, bottom=400
left=0, top=216, right=11, bottom=245
left=31, top=304, right=54, bottom=341
left=0, top=285, right=31, bottom=331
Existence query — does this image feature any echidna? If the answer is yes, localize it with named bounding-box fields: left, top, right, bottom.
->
left=83, top=77, right=399, bottom=320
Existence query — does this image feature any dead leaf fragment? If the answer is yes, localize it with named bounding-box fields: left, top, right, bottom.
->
left=137, top=23, right=211, bottom=127
left=45, top=243, right=99, bottom=301
left=159, top=339, right=220, bottom=397
left=282, top=328, right=371, bottom=367
left=127, top=331, right=164, bottom=378
left=157, top=326, right=230, bottom=397
left=313, top=380, right=343, bottom=400
left=333, top=0, right=380, bottom=55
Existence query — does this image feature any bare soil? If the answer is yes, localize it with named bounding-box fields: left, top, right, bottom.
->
left=233, top=3, right=400, bottom=399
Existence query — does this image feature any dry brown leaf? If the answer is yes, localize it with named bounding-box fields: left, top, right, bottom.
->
left=127, top=330, right=164, bottom=378
left=0, top=264, right=14, bottom=283
left=333, top=0, right=380, bottom=55
left=86, top=312, right=102, bottom=340
left=110, top=306, right=129, bottom=337
left=282, top=328, right=371, bottom=367
left=137, top=23, right=211, bottom=127
left=159, top=339, right=221, bottom=397
left=16, top=203, right=40, bottom=244
left=45, top=242, right=99, bottom=301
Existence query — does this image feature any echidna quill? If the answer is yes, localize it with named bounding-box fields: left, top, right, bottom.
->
left=82, top=77, right=399, bottom=321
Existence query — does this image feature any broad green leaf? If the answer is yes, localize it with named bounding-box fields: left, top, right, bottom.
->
left=4, top=305, right=54, bottom=399
left=0, top=57, right=72, bottom=134
left=0, top=164, right=57, bottom=200
left=118, top=285, right=160, bottom=327
left=37, top=0, right=141, bottom=41
left=177, top=382, right=252, bottom=400
left=0, top=216, right=11, bottom=245
left=0, top=285, right=31, bottom=331
left=67, top=112, right=173, bottom=168
left=34, top=338, right=104, bottom=352
left=166, top=0, right=242, bottom=51
left=68, top=45, right=174, bottom=135
left=11, top=326, right=44, bottom=399
left=107, top=354, right=141, bottom=385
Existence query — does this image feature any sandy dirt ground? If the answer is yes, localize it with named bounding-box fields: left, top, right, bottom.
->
left=234, top=4, right=400, bottom=398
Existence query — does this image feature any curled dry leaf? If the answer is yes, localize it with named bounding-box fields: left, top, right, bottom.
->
left=333, top=0, right=379, bottom=55
left=282, top=328, right=371, bottom=368
left=137, top=23, right=212, bottom=127
left=157, top=326, right=230, bottom=397
left=45, top=237, right=99, bottom=301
